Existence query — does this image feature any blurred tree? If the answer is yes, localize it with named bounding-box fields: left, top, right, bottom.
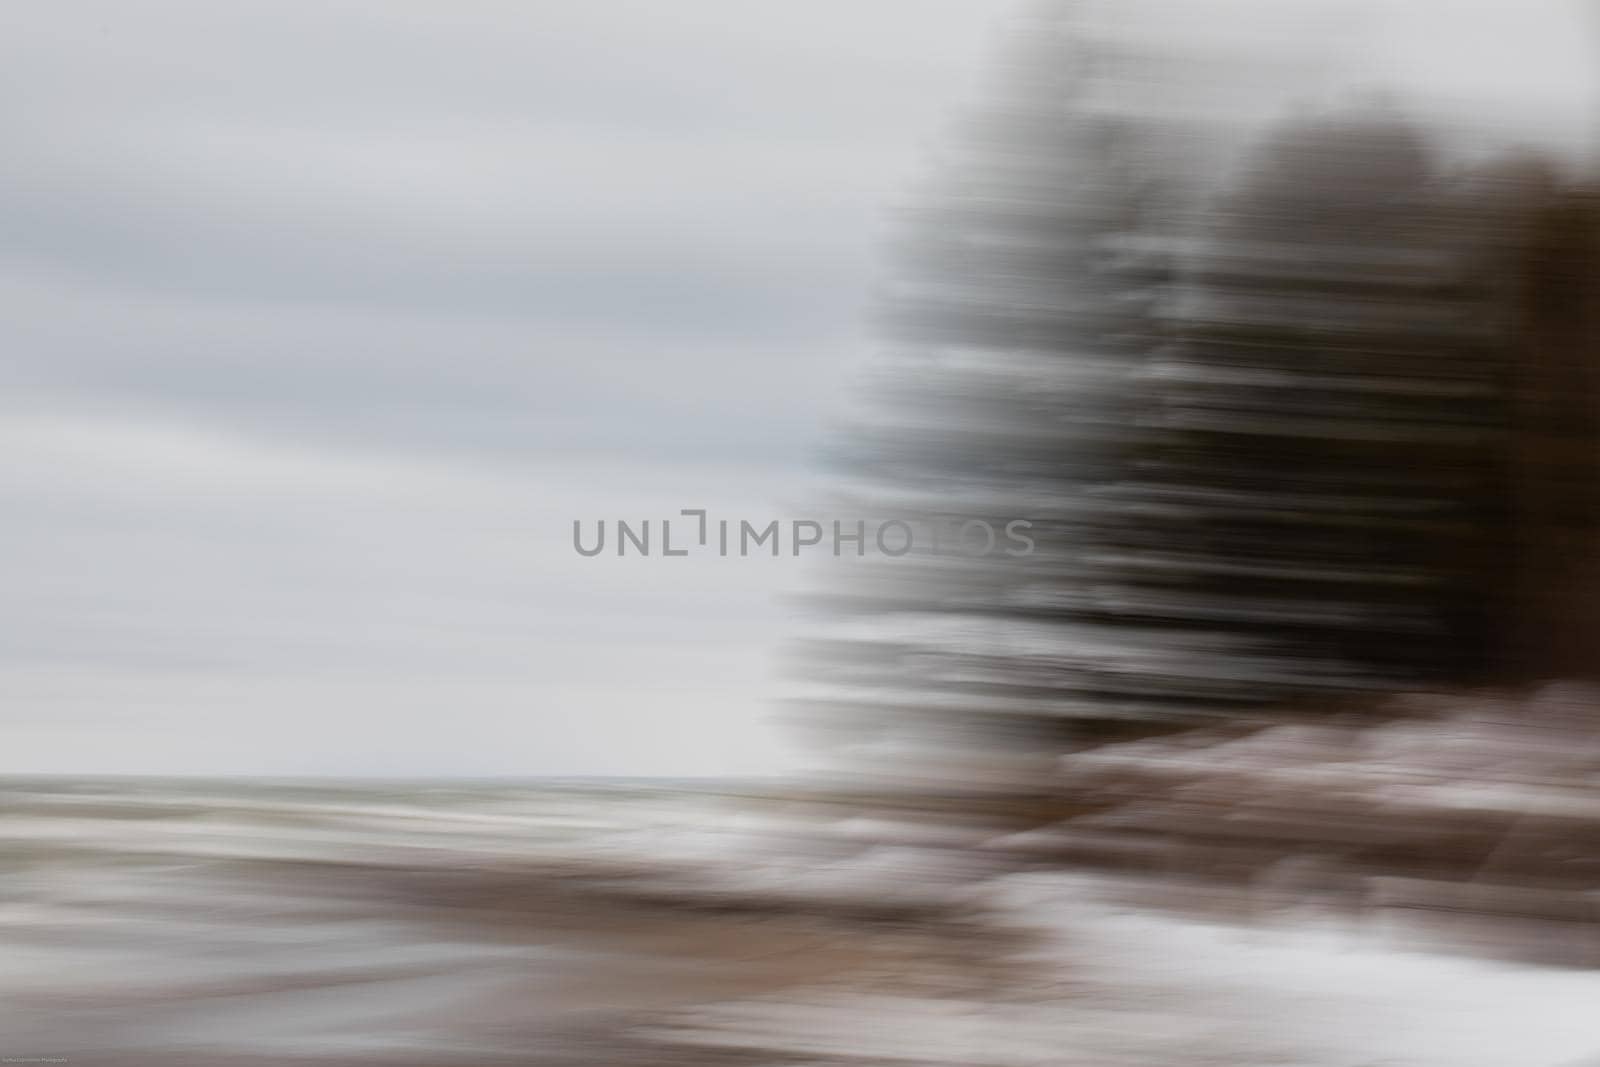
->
left=1112, top=110, right=1510, bottom=691
left=1503, top=182, right=1600, bottom=680
left=796, top=5, right=1600, bottom=786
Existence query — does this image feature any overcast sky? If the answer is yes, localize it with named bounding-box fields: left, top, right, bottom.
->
left=0, top=1, right=1015, bottom=776
left=2, top=0, right=1594, bottom=776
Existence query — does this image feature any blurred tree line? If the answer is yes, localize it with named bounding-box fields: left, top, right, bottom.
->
left=796, top=4, right=1600, bottom=783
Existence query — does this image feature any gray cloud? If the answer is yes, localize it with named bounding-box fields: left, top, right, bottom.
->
left=0, top=0, right=1008, bottom=774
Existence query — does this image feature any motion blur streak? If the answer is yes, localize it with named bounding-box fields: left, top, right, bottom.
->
left=9, top=2, right=1600, bottom=1065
